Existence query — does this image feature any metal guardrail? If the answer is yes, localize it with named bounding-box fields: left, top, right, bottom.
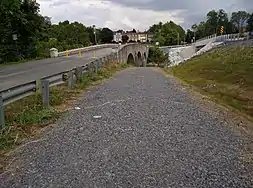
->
left=0, top=49, right=122, bottom=127
left=2, top=81, right=36, bottom=106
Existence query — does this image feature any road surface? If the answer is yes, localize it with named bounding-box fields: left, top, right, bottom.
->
left=1, top=68, right=252, bottom=187
left=0, top=48, right=114, bottom=91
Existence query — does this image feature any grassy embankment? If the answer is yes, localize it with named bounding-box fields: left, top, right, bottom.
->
left=168, top=46, right=253, bottom=120
left=0, top=62, right=130, bottom=172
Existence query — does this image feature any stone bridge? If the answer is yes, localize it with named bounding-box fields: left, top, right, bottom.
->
left=118, top=43, right=149, bottom=67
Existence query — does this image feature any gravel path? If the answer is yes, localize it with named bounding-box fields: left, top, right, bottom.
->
left=1, top=67, right=253, bottom=188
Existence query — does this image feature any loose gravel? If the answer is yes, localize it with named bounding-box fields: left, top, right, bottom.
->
left=1, top=67, right=253, bottom=188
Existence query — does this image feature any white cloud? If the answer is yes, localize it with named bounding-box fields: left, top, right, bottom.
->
left=38, top=0, right=185, bottom=31
left=38, top=0, right=252, bottom=31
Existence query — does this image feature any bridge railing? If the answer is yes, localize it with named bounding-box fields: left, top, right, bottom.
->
left=159, top=44, right=190, bottom=50
left=196, top=34, right=217, bottom=43
left=0, top=51, right=120, bottom=127
left=57, top=44, right=119, bottom=57
left=215, top=32, right=249, bottom=42
left=195, top=32, right=249, bottom=46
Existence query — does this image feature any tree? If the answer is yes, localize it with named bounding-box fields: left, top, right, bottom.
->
left=185, top=29, right=194, bottom=43
left=226, top=21, right=237, bottom=34
left=148, top=47, right=168, bottom=67
left=132, top=29, right=137, bottom=33
left=191, top=24, right=198, bottom=32
left=231, top=11, right=250, bottom=33
left=148, top=22, right=163, bottom=33
left=150, top=21, right=185, bottom=46
left=99, top=27, right=113, bottom=43
left=154, top=33, right=166, bottom=46
left=86, top=26, right=97, bottom=45
left=206, top=10, right=219, bottom=34
left=117, top=29, right=123, bottom=33
left=0, top=0, right=44, bottom=62
left=122, top=35, right=129, bottom=43
left=197, top=21, right=208, bottom=38
left=247, top=13, right=253, bottom=31
left=217, top=9, right=229, bottom=34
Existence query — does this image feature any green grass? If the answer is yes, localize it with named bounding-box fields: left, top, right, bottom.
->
left=167, top=46, right=253, bottom=120
left=0, top=62, right=130, bottom=172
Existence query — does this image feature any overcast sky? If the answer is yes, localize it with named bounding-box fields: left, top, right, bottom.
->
left=38, top=0, right=252, bottom=31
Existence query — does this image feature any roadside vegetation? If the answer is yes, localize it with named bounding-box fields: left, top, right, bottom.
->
left=1, top=1, right=116, bottom=64
left=147, top=47, right=169, bottom=67
left=168, top=46, right=253, bottom=120
left=0, top=62, right=131, bottom=172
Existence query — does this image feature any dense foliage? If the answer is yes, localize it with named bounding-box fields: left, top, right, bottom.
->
left=122, top=35, right=129, bottom=43
left=0, top=0, right=114, bottom=64
left=148, top=21, right=185, bottom=46
left=185, top=10, right=253, bottom=43
left=147, top=47, right=169, bottom=67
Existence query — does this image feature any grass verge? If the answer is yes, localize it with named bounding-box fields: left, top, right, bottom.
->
left=0, top=62, right=131, bottom=172
left=166, top=46, right=253, bottom=121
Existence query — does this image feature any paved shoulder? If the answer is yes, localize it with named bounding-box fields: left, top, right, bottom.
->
left=1, top=68, right=252, bottom=188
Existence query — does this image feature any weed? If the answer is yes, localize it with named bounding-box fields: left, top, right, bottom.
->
left=167, top=46, right=253, bottom=119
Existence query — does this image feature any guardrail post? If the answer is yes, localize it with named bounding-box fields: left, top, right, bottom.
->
left=97, top=59, right=100, bottom=70
left=0, top=94, right=5, bottom=128
left=101, top=57, right=104, bottom=67
left=68, top=71, right=74, bottom=89
left=246, top=32, right=249, bottom=40
left=88, top=63, right=93, bottom=79
left=104, top=56, right=107, bottom=65
left=95, top=61, right=98, bottom=73
left=98, top=58, right=102, bottom=70
left=36, top=79, right=41, bottom=94
left=75, top=67, right=83, bottom=82
left=107, top=55, right=111, bottom=64
left=42, top=80, right=50, bottom=107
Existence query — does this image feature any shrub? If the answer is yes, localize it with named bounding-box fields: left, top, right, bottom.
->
left=147, top=47, right=169, bottom=67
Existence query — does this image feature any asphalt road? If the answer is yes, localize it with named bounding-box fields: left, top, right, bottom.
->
left=0, top=48, right=114, bottom=91
left=1, top=68, right=253, bottom=187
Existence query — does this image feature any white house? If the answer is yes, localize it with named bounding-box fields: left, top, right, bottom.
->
left=113, top=32, right=122, bottom=42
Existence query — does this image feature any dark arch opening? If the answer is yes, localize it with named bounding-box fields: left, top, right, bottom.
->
left=127, top=53, right=135, bottom=65
left=137, top=52, right=141, bottom=60
left=137, top=52, right=142, bottom=67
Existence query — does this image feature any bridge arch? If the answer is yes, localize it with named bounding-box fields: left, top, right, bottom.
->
left=119, top=44, right=148, bottom=67
left=127, top=53, right=135, bottom=65
left=144, top=52, right=147, bottom=60
left=137, top=51, right=142, bottom=67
